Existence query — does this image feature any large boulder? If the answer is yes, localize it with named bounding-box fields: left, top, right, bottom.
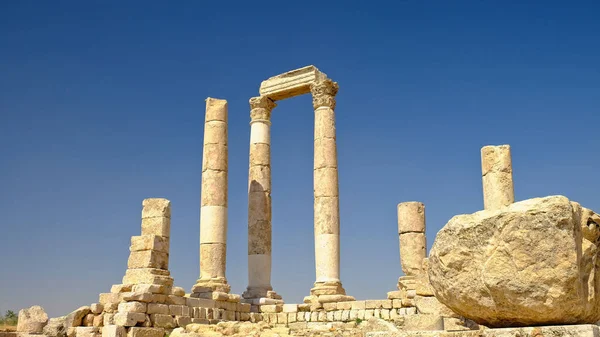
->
left=428, top=195, right=600, bottom=327
left=17, top=305, right=48, bottom=333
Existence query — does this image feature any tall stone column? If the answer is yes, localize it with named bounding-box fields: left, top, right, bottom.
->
left=243, top=96, right=281, bottom=303
left=308, top=78, right=353, bottom=302
left=481, top=145, right=514, bottom=210
left=192, top=98, right=230, bottom=295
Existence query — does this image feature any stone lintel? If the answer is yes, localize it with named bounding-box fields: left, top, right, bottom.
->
left=259, top=65, right=328, bottom=101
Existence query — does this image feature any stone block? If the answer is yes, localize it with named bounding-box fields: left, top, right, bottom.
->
left=92, top=314, right=104, bottom=328
left=334, top=310, right=342, bottom=321
left=17, top=306, right=48, bottom=333
left=323, top=303, right=337, bottom=311
left=175, top=316, right=191, bottom=327
left=387, top=290, right=403, bottom=299
left=150, top=295, right=166, bottom=303
left=326, top=311, right=334, bottom=322
left=259, top=305, right=281, bottom=313
left=98, top=295, right=119, bottom=313
left=259, top=65, right=324, bottom=101
left=402, top=298, right=415, bottom=307
left=170, top=287, right=185, bottom=296
left=141, top=198, right=170, bottom=219
left=109, top=285, right=132, bottom=294
left=146, top=304, right=168, bottom=315
left=102, top=314, right=114, bottom=326
left=117, top=302, right=146, bottom=313
left=296, top=304, right=310, bottom=312
left=342, top=310, right=350, bottom=322
left=403, top=314, right=444, bottom=331
left=149, top=314, right=175, bottom=329
left=121, top=292, right=153, bottom=303
left=122, top=270, right=173, bottom=287
left=337, top=302, right=352, bottom=310
left=113, top=312, right=145, bottom=327
left=415, top=279, right=435, bottom=296
left=276, top=313, right=287, bottom=324
left=190, top=318, right=209, bottom=324
left=90, top=304, right=103, bottom=315
left=83, top=314, right=94, bottom=326
left=140, top=217, right=170, bottom=238
left=126, top=328, right=164, bottom=337
left=130, top=236, right=169, bottom=254
left=75, top=327, right=99, bottom=337
left=127, top=250, right=168, bottom=270
left=227, top=294, right=241, bottom=303
left=66, top=306, right=91, bottom=328
left=351, top=301, right=366, bottom=310
left=282, top=304, right=297, bottom=313
left=166, top=295, right=186, bottom=305
left=237, top=303, right=251, bottom=313
left=365, top=300, right=392, bottom=309
left=392, top=299, right=402, bottom=308
left=211, top=291, right=228, bottom=301
left=168, top=305, right=184, bottom=316
left=101, top=325, right=125, bottom=337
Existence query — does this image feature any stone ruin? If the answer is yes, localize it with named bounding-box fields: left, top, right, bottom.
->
left=8, top=65, right=600, bottom=337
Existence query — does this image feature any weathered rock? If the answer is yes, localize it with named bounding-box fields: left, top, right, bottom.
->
left=42, top=317, right=67, bottom=337
left=429, top=195, right=600, bottom=327
left=17, top=306, right=48, bottom=333
left=65, top=307, right=90, bottom=328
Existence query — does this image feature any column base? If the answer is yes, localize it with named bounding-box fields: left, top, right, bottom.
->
left=191, top=277, right=231, bottom=296
left=241, top=286, right=284, bottom=304
left=305, top=281, right=354, bottom=304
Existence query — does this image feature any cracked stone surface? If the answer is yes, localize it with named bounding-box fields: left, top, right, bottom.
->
left=428, top=195, right=600, bottom=327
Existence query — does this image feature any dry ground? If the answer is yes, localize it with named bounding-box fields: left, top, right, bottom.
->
left=0, top=325, right=16, bottom=332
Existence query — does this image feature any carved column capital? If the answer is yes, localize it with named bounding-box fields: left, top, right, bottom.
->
left=310, top=78, right=339, bottom=110
left=250, top=96, right=277, bottom=122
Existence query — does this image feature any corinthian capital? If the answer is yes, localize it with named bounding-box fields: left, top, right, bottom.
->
left=249, top=96, right=277, bottom=121
left=310, top=78, right=339, bottom=110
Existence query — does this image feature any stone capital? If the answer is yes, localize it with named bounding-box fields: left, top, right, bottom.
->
left=310, top=78, right=339, bottom=110
left=250, top=96, right=277, bottom=122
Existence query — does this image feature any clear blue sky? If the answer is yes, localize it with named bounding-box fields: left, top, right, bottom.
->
left=1, top=1, right=599, bottom=318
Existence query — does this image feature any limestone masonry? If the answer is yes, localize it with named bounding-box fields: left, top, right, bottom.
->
left=13, top=65, right=600, bottom=337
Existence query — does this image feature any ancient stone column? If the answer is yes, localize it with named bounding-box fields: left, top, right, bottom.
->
left=192, top=98, right=230, bottom=295
left=243, top=95, right=281, bottom=301
left=309, top=78, right=352, bottom=301
left=398, top=202, right=427, bottom=276
left=481, top=145, right=514, bottom=210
